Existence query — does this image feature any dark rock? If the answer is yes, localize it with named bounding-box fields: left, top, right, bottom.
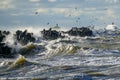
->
left=41, top=28, right=64, bottom=40
left=0, top=30, right=10, bottom=43
left=0, top=30, right=14, bottom=58
left=0, top=43, right=14, bottom=58
left=67, top=27, right=93, bottom=37
left=0, top=35, right=5, bottom=42
left=14, top=30, right=36, bottom=45
left=3, top=31, right=10, bottom=35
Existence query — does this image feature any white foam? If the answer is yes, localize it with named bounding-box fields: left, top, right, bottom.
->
left=105, top=24, right=118, bottom=31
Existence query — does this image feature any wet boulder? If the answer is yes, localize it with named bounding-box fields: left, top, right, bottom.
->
left=0, top=30, right=13, bottom=58
left=14, top=30, right=36, bottom=45
left=0, top=35, right=5, bottom=42
left=2, top=31, right=10, bottom=35
left=0, top=30, right=10, bottom=42
left=67, top=27, right=93, bottom=37
left=41, top=28, right=64, bottom=40
left=0, top=43, right=14, bottom=58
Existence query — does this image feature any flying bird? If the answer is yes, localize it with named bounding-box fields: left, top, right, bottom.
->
left=75, top=7, right=77, bottom=10
left=77, top=17, right=80, bottom=20
left=47, top=22, right=50, bottom=25
left=35, top=12, right=38, bottom=14
left=69, top=14, right=71, bottom=17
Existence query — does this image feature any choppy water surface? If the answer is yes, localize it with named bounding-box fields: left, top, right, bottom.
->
left=0, top=30, right=120, bottom=80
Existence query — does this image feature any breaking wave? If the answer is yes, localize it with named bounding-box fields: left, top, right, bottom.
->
left=0, top=27, right=120, bottom=80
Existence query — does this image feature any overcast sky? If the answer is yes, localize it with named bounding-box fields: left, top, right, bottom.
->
left=0, top=0, right=120, bottom=29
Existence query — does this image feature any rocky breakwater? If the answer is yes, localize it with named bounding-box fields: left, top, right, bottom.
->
left=67, top=27, right=93, bottom=37
left=0, top=30, right=38, bottom=58
left=14, top=30, right=36, bottom=45
left=41, top=28, right=64, bottom=40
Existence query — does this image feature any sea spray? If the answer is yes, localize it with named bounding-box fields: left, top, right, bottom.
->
left=0, top=55, right=27, bottom=72
left=14, top=55, right=26, bottom=65
left=8, top=55, right=27, bottom=69
left=20, top=44, right=37, bottom=55
left=0, top=27, right=120, bottom=79
left=45, top=44, right=79, bottom=58
left=19, top=43, right=46, bottom=56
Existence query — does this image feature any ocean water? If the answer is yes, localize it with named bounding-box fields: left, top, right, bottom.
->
left=0, top=28, right=120, bottom=80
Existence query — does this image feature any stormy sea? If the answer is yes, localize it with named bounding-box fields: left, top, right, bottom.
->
left=0, top=26, right=120, bottom=80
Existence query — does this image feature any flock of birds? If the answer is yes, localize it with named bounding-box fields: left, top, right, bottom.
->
left=34, top=7, right=104, bottom=28
left=35, top=7, right=98, bottom=26
left=33, top=6, right=120, bottom=32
